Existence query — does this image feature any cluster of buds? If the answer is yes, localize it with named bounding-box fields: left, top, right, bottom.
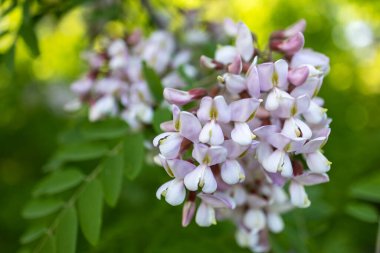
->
left=153, top=19, right=331, bottom=252
left=67, top=30, right=196, bottom=129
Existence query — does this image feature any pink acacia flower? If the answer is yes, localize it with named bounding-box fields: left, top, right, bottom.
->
left=68, top=29, right=197, bottom=129
left=197, top=96, right=231, bottom=145
left=153, top=19, right=332, bottom=253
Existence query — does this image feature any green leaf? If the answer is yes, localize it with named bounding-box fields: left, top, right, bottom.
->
left=142, top=61, right=163, bottom=101
left=5, top=43, right=15, bottom=71
left=123, top=132, right=145, bottom=180
left=56, top=207, right=77, bottom=253
left=55, top=143, right=108, bottom=162
left=177, top=64, right=195, bottom=88
left=153, top=107, right=171, bottom=134
left=101, top=154, right=123, bottom=207
left=78, top=179, right=103, bottom=246
left=350, top=173, right=380, bottom=202
left=20, top=224, right=47, bottom=244
left=22, top=198, right=63, bottom=219
left=346, top=202, right=378, bottom=223
left=39, top=235, right=56, bottom=253
left=81, top=119, right=129, bottom=140
left=19, top=1, right=40, bottom=57
left=33, top=169, right=84, bottom=196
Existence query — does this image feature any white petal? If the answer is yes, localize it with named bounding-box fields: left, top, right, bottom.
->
left=265, top=88, right=280, bottom=111
left=199, top=121, right=224, bottom=145
left=156, top=181, right=171, bottom=200
left=221, top=159, right=245, bottom=184
left=236, top=22, right=254, bottom=62
left=262, top=149, right=284, bottom=173
left=157, top=133, right=183, bottom=159
left=215, top=46, right=238, bottom=65
left=165, top=179, right=186, bottom=206
left=184, top=165, right=204, bottom=191
left=195, top=203, right=216, bottom=227
left=231, top=122, right=254, bottom=146
left=305, top=151, right=331, bottom=173
left=243, top=209, right=266, bottom=232
left=289, top=181, right=310, bottom=208
left=202, top=166, right=218, bottom=193
left=267, top=212, right=284, bottom=233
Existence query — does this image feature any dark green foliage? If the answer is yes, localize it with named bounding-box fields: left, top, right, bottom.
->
left=142, top=62, right=164, bottom=101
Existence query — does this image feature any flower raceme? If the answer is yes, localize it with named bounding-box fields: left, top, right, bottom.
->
left=153, top=19, right=331, bottom=252
left=67, top=30, right=197, bottom=129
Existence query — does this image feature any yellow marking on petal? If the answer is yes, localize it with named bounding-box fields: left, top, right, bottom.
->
left=246, top=111, right=257, bottom=122
left=162, top=189, right=168, bottom=197
left=239, top=173, right=246, bottom=182
left=238, top=149, right=249, bottom=159
left=174, top=119, right=181, bottom=131
left=291, top=104, right=297, bottom=116
left=210, top=107, right=218, bottom=119
left=295, top=127, right=302, bottom=137
left=272, top=71, right=279, bottom=86
left=203, top=154, right=211, bottom=165
left=217, top=75, right=225, bottom=84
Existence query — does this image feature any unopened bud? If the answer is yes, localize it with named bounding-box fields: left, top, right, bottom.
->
left=288, top=66, right=309, bottom=86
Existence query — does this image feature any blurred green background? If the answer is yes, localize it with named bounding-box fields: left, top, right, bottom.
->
left=1, top=0, right=380, bottom=252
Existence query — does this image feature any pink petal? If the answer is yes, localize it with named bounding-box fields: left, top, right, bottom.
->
left=182, top=201, right=196, bottom=227
left=257, top=63, right=274, bottom=91
left=288, top=66, right=309, bottom=86
left=164, top=88, right=192, bottom=105
left=198, top=192, right=236, bottom=209
left=294, top=172, right=329, bottom=186
left=246, top=64, right=261, bottom=98
left=228, top=54, right=243, bottom=74
left=179, top=111, right=202, bottom=143
left=230, top=98, right=261, bottom=122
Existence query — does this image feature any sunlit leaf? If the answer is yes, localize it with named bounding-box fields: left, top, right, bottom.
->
left=101, top=153, right=123, bottom=207
left=123, top=132, right=145, bottom=180
left=22, top=198, right=63, bottom=219
left=142, top=61, right=163, bottom=101
left=56, top=207, right=77, bottom=253
left=78, top=179, right=103, bottom=246
left=33, top=169, right=84, bottom=196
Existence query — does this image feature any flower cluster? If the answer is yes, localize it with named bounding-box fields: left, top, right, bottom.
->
left=67, top=30, right=196, bottom=129
left=153, top=20, right=331, bottom=252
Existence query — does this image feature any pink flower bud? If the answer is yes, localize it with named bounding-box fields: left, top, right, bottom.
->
left=200, top=55, right=224, bottom=69
left=228, top=55, right=243, bottom=74
left=270, top=19, right=306, bottom=39
left=288, top=66, right=309, bottom=86
left=182, top=200, right=196, bottom=227
left=163, top=88, right=192, bottom=105
left=271, top=32, right=305, bottom=56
